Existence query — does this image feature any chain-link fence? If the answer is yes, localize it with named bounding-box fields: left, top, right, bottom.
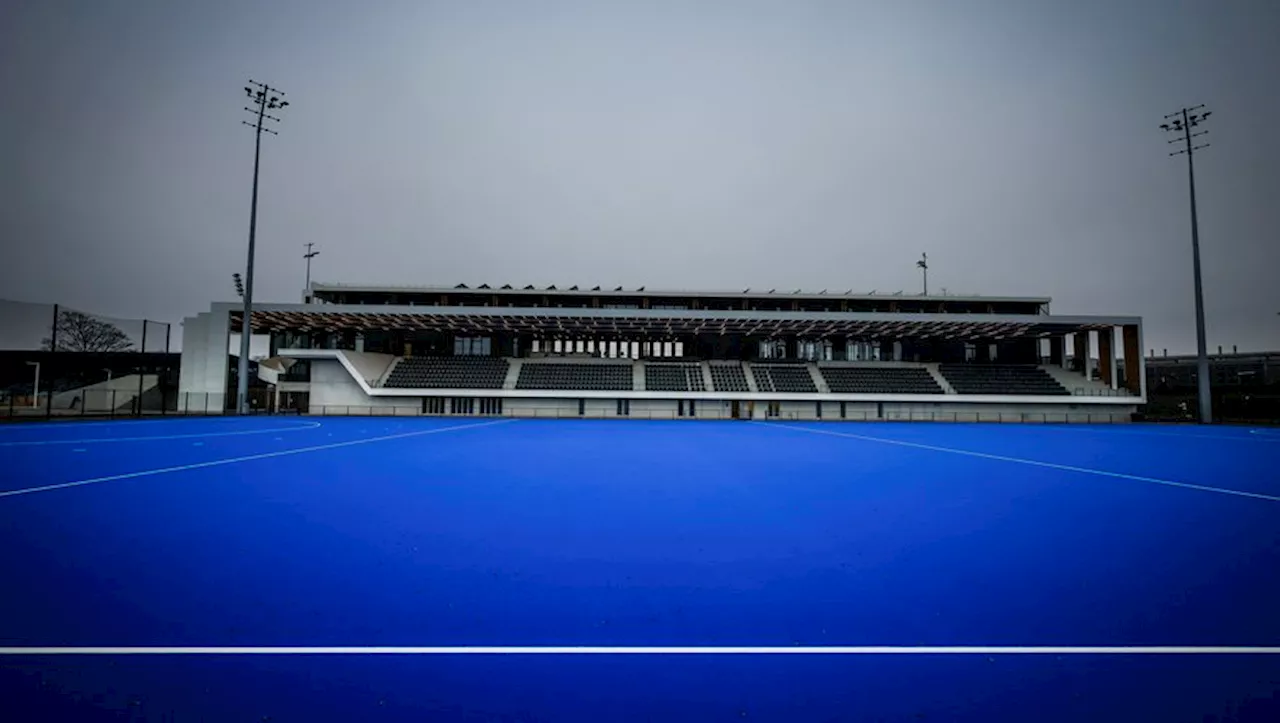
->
left=0, top=390, right=226, bottom=420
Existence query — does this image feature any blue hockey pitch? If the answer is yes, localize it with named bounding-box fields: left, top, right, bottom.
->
left=2, top=417, right=1279, bottom=722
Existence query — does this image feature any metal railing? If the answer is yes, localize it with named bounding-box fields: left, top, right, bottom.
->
left=1073, top=387, right=1135, bottom=398
left=1, top=393, right=1131, bottom=425
left=308, top=406, right=1129, bottom=424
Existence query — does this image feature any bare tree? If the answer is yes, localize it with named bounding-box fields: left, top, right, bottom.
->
left=42, top=310, right=134, bottom=352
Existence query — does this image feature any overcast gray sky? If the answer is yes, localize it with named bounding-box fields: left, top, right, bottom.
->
left=2, top=0, right=1277, bottom=353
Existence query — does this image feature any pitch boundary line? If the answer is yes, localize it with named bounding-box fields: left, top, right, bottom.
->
left=0, top=419, right=517, bottom=499
left=755, top=423, right=1280, bottom=504
left=0, top=422, right=323, bottom=447
left=1, top=646, right=1278, bottom=655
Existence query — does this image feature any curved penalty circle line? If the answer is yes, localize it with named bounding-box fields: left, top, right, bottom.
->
left=0, top=421, right=324, bottom=447
left=1, top=646, right=1279, bottom=656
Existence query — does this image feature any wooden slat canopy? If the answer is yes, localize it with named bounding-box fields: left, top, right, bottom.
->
left=231, top=310, right=1116, bottom=341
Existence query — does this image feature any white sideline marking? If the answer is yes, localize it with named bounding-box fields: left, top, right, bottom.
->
left=1038, top=426, right=1280, bottom=443
left=0, top=422, right=323, bottom=447
left=0, top=419, right=517, bottom=499
left=0, top=418, right=220, bottom=431
left=0, top=646, right=1277, bottom=655
left=758, top=423, right=1280, bottom=504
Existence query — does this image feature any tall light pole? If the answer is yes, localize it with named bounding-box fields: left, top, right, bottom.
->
left=304, top=243, right=319, bottom=301
left=1161, top=105, right=1212, bottom=423
left=236, top=80, right=288, bottom=415
left=916, top=253, right=929, bottom=296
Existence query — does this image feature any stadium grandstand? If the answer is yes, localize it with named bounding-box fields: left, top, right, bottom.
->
left=178, top=283, right=1146, bottom=422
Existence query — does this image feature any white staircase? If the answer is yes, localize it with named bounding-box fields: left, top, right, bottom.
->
left=807, top=363, right=830, bottom=393
left=503, top=359, right=523, bottom=390
left=375, top=358, right=402, bottom=388
left=742, top=362, right=761, bottom=393
left=925, top=363, right=956, bottom=394
left=633, top=362, right=646, bottom=391
left=699, top=361, right=714, bottom=391
left=1041, top=365, right=1126, bottom=396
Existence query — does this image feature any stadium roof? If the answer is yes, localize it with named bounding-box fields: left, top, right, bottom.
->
left=227, top=303, right=1136, bottom=340
left=309, top=282, right=1051, bottom=305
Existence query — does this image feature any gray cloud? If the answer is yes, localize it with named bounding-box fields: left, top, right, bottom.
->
left=2, top=0, right=1277, bottom=352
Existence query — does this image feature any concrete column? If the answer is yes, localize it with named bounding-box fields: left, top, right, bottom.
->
left=1097, top=328, right=1115, bottom=389
left=1049, top=336, right=1064, bottom=367
left=1122, top=325, right=1142, bottom=395
left=1073, top=332, right=1089, bottom=376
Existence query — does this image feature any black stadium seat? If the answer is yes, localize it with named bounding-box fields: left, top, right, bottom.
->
left=708, top=364, right=750, bottom=392
left=751, top=365, right=817, bottom=393
left=937, top=364, right=1069, bottom=396
left=384, top=357, right=509, bottom=389
left=516, top=362, right=633, bottom=391
left=819, top=366, right=942, bottom=394
left=644, top=363, right=705, bottom=392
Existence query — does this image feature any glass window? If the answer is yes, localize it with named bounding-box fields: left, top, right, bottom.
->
left=453, top=337, right=491, bottom=356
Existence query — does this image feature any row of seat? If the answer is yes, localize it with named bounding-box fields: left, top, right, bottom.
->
left=752, top=365, right=817, bottom=393
left=517, top=363, right=634, bottom=391
left=820, top=366, right=942, bottom=394
left=381, top=358, right=1070, bottom=396
left=384, top=357, right=508, bottom=389
left=708, top=364, right=750, bottom=392
left=645, top=364, right=706, bottom=392
left=938, top=364, right=1069, bottom=396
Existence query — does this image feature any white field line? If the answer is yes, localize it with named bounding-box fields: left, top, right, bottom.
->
left=0, top=419, right=518, bottom=499
left=755, top=423, right=1280, bottom=504
left=0, top=646, right=1278, bottom=655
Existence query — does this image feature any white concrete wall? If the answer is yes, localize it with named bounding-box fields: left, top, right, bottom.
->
left=630, top=398, right=679, bottom=420
left=309, top=360, right=420, bottom=414
left=877, top=402, right=1134, bottom=423
left=502, top=397, right=582, bottom=418
left=53, top=375, right=159, bottom=411
left=177, top=310, right=229, bottom=413
left=178, top=313, right=206, bottom=393
left=342, top=351, right=396, bottom=386
left=178, top=313, right=202, bottom=393
left=693, top=399, right=737, bottom=420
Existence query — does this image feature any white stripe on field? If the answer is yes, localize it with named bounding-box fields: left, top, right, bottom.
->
left=0, top=422, right=322, bottom=447
left=756, top=423, right=1280, bottom=504
left=0, top=419, right=517, bottom=499
left=1, top=646, right=1278, bottom=655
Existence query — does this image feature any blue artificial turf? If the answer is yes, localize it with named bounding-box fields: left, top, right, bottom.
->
left=1, top=417, right=1278, bottom=722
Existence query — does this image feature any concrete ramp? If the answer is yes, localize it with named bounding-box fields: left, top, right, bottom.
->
left=54, top=374, right=160, bottom=411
